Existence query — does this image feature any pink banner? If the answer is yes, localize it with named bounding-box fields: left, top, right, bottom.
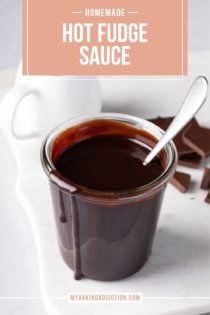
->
left=23, top=0, right=187, bottom=76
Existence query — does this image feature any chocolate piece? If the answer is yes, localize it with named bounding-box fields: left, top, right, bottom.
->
left=178, top=153, right=202, bottom=169
left=205, top=191, right=210, bottom=203
left=149, top=117, right=172, bottom=131
left=201, top=167, right=210, bottom=190
left=173, top=118, right=198, bottom=158
left=170, top=171, right=191, bottom=192
left=150, top=117, right=198, bottom=158
left=182, top=123, right=210, bottom=157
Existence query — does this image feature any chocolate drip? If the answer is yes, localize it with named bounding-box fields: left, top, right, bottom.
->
left=70, top=195, right=82, bottom=280
left=57, top=189, right=67, bottom=223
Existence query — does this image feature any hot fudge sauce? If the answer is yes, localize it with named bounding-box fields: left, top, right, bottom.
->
left=54, top=135, right=163, bottom=192
left=42, top=117, right=176, bottom=281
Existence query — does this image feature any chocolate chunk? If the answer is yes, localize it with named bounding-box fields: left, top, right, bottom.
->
left=173, top=118, right=198, bottom=158
left=201, top=167, right=210, bottom=189
left=182, top=123, right=210, bottom=157
left=178, top=153, right=202, bottom=169
left=149, top=117, right=172, bottom=131
left=150, top=117, right=198, bottom=158
left=205, top=191, right=210, bottom=203
left=170, top=171, right=191, bottom=192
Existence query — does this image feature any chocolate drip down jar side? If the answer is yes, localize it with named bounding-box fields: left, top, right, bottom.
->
left=41, top=113, right=177, bottom=281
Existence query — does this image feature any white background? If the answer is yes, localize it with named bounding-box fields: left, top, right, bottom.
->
left=0, top=1, right=210, bottom=314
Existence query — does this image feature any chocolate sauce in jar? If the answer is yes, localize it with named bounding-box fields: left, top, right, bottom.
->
left=43, top=118, right=174, bottom=281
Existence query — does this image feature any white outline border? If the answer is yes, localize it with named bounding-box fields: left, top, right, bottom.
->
left=14, top=0, right=210, bottom=302
left=3, top=1, right=210, bottom=302
left=8, top=0, right=210, bottom=303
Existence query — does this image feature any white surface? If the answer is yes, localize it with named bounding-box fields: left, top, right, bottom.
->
left=0, top=51, right=210, bottom=315
left=0, top=73, right=46, bottom=313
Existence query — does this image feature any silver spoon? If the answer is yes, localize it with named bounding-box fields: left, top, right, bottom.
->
left=143, top=76, right=208, bottom=166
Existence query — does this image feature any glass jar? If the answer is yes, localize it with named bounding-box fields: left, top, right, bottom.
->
left=41, top=113, right=177, bottom=281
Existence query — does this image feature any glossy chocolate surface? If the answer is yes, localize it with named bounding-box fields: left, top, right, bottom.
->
left=54, top=135, right=164, bottom=192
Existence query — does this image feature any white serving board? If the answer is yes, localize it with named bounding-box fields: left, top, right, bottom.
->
left=0, top=51, right=210, bottom=315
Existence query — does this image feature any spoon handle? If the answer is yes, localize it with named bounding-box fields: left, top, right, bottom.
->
left=143, top=76, right=208, bottom=166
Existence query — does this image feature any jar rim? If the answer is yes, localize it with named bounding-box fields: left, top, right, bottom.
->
left=41, top=113, right=177, bottom=201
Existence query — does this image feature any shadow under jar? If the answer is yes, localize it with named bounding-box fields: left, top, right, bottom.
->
left=41, top=113, right=177, bottom=281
